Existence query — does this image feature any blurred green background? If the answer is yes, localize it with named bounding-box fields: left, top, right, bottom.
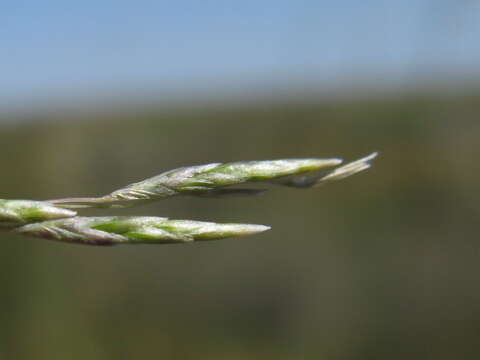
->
left=3, top=1, right=480, bottom=358
left=1, top=93, right=479, bottom=359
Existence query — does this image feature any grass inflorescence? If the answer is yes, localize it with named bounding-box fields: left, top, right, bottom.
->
left=1, top=153, right=376, bottom=246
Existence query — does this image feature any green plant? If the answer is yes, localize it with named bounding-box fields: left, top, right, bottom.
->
left=1, top=153, right=377, bottom=246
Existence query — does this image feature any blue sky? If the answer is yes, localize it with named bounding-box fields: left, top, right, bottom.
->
left=1, top=1, right=480, bottom=107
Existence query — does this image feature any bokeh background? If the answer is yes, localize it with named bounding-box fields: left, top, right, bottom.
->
left=1, top=1, right=480, bottom=359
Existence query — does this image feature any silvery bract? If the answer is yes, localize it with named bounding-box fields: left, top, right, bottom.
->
left=2, top=153, right=377, bottom=246
left=14, top=217, right=270, bottom=246
left=50, top=153, right=378, bottom=208
left=0, top=199, right=76, bottom=228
